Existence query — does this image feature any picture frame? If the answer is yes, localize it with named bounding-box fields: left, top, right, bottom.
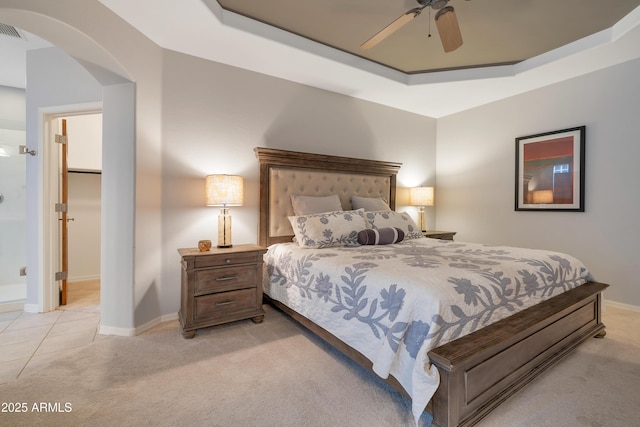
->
left=515, top=126, right=585, bottom=211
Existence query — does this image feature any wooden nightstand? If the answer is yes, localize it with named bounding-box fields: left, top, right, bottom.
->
left=423, top=230, right=457, bottom=241
left=178, top=244, right=267, bottom=338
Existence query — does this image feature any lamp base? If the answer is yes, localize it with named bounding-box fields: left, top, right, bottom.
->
left=217, top=208, right=233, bottom=248
left=419, top=206, right=426, bottom=232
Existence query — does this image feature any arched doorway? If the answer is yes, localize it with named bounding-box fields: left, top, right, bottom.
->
left=0, top=8, right=136, bottom=332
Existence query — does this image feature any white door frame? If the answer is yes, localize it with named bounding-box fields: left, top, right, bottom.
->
left=39, top=103, right=102, bottom=312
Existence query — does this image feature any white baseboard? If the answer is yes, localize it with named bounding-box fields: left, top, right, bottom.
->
left=23, top=303, right=40, bottom=313
left=0, top=300, right=25, bottom=313
left=605, top=299, right=640, bottom=313
left=99, top=324, right=137, bottom=337
left=99, top=312, right=179, bottom=337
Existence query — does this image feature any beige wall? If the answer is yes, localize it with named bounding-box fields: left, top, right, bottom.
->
left=436, top=57, right=640, bottom=309
left=67, top=172, right=101, bottom=282
left=2, top=0, right=160, bottom=330
left=2, top=0, right=436, bottom=331
left=10, top=0, right=634, bottom=330
left=64, top=113, right=102, bottom=282
left=65, top=114, right=102, bottom=172
left=160, top=49, right=437, bottom=315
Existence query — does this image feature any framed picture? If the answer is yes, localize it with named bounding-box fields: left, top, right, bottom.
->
left=515, top=126, right=585, bottom=211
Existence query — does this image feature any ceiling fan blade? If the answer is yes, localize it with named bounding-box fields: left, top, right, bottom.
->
left=361, top=7, right=424, bottom=50
left=435, top=6, right=463, bottom=52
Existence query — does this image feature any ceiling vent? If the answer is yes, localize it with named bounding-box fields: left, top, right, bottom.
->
left=0, top=22, right=24, bottom=40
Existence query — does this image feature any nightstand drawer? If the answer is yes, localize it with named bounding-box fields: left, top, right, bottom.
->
left=179, top=244, right=267, bottom=338
left=194, top=288, right=257, bottom=319
left=194, top=265, right=257, bottom=295
left=194, top=251, right=260, bottom=268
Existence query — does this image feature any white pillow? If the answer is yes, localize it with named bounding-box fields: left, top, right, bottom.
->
left=291, top=194, right=343, bottom=215
left=351, top=196, right=391, bottom=211
left=288, top=209, right=366, bottom=249
left=363, top=210, right=423, bottom=240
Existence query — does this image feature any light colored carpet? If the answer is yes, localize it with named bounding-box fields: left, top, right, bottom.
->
left=1, top=304, right=638, bottom=427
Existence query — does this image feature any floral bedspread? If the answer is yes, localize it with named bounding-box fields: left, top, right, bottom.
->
left=263, top=237, right=591, bottom=423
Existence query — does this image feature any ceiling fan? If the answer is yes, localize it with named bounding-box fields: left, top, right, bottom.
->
left=361, top=0, right=465, bottom=53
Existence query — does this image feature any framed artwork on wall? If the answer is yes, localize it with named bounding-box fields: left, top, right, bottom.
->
left=515, top=126, right=585, bottom=211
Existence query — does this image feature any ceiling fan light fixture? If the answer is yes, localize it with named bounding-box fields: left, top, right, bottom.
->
left=435, top=6, right=463, bottom=52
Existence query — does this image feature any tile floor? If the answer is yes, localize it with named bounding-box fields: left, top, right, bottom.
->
left=0, top=280, right=100, bottom=384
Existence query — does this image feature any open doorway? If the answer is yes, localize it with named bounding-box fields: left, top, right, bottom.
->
left=3, top=10, right=137, bottom=333
left=47, top=112, right=102, bottom=313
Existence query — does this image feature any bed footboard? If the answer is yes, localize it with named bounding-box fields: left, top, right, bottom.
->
left=265, top=281, right=607, bottom=427
left=428, top=281, right=608, bottom=427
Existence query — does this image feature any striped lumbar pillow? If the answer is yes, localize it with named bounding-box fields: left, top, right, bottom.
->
left=357, top=227, right=405, bottom=245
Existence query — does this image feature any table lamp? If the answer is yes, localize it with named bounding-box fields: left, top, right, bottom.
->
left=409, top=186, right=434, bottom=232
left=205, top=174, right=243, bottom=248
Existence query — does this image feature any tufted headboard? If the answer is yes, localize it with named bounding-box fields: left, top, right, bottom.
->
left=255, top=147, right=402, bottom=247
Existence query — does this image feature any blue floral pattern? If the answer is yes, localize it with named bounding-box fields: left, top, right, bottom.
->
left=288, top=209, right=367, bottom=248
left=263, top=238, right=591, bottom=420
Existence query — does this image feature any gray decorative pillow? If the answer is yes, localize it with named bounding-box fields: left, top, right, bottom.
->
left=357, top=227, right=404, bottom=245
left=351, top=196, right=391, bottom=211
left=363, top=210, right=423, bottom=240
left=291, top=194, right=343, bottom=215
left=288, top=209, right=366, bottom=249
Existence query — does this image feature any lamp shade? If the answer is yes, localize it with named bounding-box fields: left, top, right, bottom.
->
left=205, top=175, right=243, bottom=206
left=409, top=186, right=434, bottom=207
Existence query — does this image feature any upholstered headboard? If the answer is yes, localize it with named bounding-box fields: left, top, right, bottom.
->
left=255, top=147, right=402, bottom=247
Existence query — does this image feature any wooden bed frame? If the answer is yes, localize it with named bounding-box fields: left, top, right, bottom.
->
left=255, top=147, right=608, bottom=427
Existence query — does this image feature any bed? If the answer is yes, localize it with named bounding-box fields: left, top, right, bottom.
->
left=255, top=147, right=608, bottom=427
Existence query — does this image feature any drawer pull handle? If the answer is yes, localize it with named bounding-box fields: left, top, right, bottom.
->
left=216, top=300, right=238, bottom=307
left=216, top=275, right=239, bottom=282
left=225, top=258, right=231, bottom=264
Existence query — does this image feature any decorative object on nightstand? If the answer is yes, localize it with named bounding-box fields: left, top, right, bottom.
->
left=205, top=174, right=243, bottom=248
left=198, top=239, right=212, bottom=252
left=178, top=244, right=267, bottom=338
left=409, top=186, right=434, bottom=232
left=423, top=230, right=457, bottom=241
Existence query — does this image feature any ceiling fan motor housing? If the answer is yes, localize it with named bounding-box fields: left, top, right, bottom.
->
left=362, top=0, right=461, bottom=52
left=418, top=0, right=450, bottom=9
